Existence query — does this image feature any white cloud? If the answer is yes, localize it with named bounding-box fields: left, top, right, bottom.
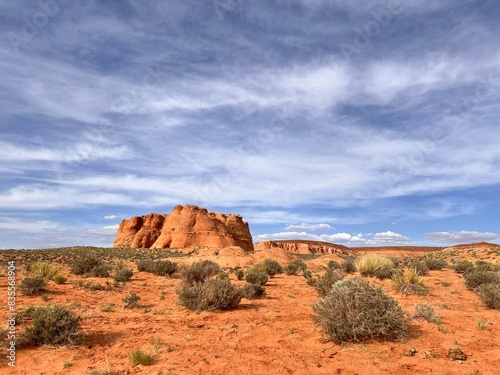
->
left=285, top=223, right=332, bottom=231
left=373, top=231, right=410, bottom=244
left=103, top=215, right=117, bottom=220
left=425, top=231, right=499, bottom=244
left=255, top=230, right=411, bottom=245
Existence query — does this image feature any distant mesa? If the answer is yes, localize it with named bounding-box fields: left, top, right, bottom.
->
left=254, top=240, right=352, bottom=255
left=113, top=204, right=254, bottom=252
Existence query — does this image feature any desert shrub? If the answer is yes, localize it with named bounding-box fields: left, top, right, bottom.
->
left=374, top=267, right=396, bottom=280
left=245, top=264, right=269, bottom=286
left=474, top=261, right=494, bottom=272
left=314, top=269, right=345, bottom=296
left=341, top=257, right=356, bottom=274
left=476, top=282, right=500, bottom=309
left=464, top=269, right=500, bottom=290
left=90, top=265, right=110, bottom=278
left=285, top=260, right=307, bottom=275
left=137, top=259, right=155, bottom=272
left=303, top=270, right=313, bottom=283
left=130, top=347, right=153, bottom=366
left=453, top=260, right=474, bottom=274
left=327, top=260, right=341, bottom=270
left=263, top=259, right=283, bottom=277
left=312, top=278, right=406, bottom=344
left=413, top=304, right=441, bottom=324
left=217, top=271, right=229, bottom=280
left=19, top=304, right=81, bottom=346
left=115, top=259, right=125, bottom=271
left=425, top=258, right=448, bottom=270
left=53, top=274, right=67, bottom=285
left=181, top=260, right=221, bottom=285
left=29, top=261, right=59, bottom=279
left=407, top=261, right=429, bottom=276
left=84, top=282, right=105, bottom=291
left=70, top=257, right=104, bottom=276
left=235, top=269, right=245, bottom=280
left=19, top=277, right=46, bottom=296
left=123, top=292, right=140, bottom=309
left=354, top=254, right=394, bottom=277
left=241, top=283, right=266, bottom=299
left=392, top=268, right=429, bottom=296
left=152, top=260, right=177, bottom=277
left=113, top=268, right=133, bottom=282
left=177, top=279, right=242, bottom=311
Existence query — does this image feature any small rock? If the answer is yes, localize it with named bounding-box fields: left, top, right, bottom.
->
left=448, top=348, right=467, bottom=361
left=404, top=347, right=417, bottom=356
left=424, top=350, right=441, bottom=359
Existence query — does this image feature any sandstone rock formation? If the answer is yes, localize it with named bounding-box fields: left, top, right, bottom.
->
left=254, top=240, right=350, bottom=255
left=113, top=205, right=254, bottom=251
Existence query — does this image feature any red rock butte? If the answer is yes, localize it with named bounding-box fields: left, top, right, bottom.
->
left=113, top=204, right=254, bottom=251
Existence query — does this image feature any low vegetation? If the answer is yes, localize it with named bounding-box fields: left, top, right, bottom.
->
left=476, top=282, right=500, bottom=309
left=136, top=259, right=177, bottom=277
left=130, top=347, right=153, bottom=366
left=29, top=261, right=60, bottom=279
left=313, top=278, right=406, bottom=344
left=284, top=260, right=307, bottom=275
left=177, top=278, right=242, bottom=311
left=392, top=268, right=429, bottom=296
left=262, top=258, right=283, bottom=277
left=181, top=260, right=221, bottom=285
left=19, top=276, right=46, bottom=296
left=463, top=268, right=500, bottom=290
left=413, top=304, right=441, bottom=324
left=354, top=254, right=394, bottom=278
left=71, top=257, right=108, bottom=276
left=310, top=269, right=345, bottom=296
left=245, top=264, right=269, bottom=286
left=113, top=268, right=133, bottom=282
left=19, top=304, right=82, bottom=347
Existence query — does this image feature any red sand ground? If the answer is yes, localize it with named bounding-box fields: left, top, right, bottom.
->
left=0, top=243, right=499, bottom=374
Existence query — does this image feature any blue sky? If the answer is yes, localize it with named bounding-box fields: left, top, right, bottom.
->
left=0, top=0, right=499, bottom=249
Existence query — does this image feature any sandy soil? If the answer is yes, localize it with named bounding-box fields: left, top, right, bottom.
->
left=0, top=243, right=499, bottom=375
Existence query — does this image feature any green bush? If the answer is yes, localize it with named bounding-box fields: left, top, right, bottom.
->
left=29, top=261, right=59, bottom=279
left=19, top=277, right=46, bottom=296
left=70, top=257, right=105, bottom=276
left=284, top=260, right=307, bottom=275
left=245, top=264, right=269, bottom=286
left=476, top=282, right=500, bottom=309
left=19, top=304, right=82, bottom=346
left=181, top=260, right=221, bottom=285
left=241, top=283, right=266, bottom=299
left=177, top=279, right=242, bottom=311
left=314, top=269, right=345, bottom=296
left=90, top=265, right=110, bottom=278
left=113, top=268, right=133, bottom=282
left=413, top=304, right=441, bottom=324
left=130, top=347, right=153, bottom=366
left=407, top=261, right=429, bottom=276
left=152, top=260, right=177, bottom=276
left=453, top=260, right=474, bottom=274
left=327, top=260, right=341, bottom=270
left=312, top=278, right=406, bottom=344
left=354, top=254, right=394, bottom=277
left=464, top=269, right=500, bottom=290
left=263, top=259, right=283, bottom=277
left=425, top=258, right=448, bottom=270
left=136, top=259, right=177, bottom=276
left=235, top=269, right=245, bottom=280
left=341, top=257, right=356, bottom=274
left=53, top=274, right=67, bottom=285
left=123, top=292, right=140, bottom=309
left=392, top=268, right=429, bottom=296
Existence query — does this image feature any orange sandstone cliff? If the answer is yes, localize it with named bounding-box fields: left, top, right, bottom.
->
left=113, top=205, right=254, bottom=251
left=254, top=240, right=350, bottom=255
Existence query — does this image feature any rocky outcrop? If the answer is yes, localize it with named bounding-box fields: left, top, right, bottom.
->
left=254, top=240, right=350, bottom=255
left=113, top=205, right=253, bottom=251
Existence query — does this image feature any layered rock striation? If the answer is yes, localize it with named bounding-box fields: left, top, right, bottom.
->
left=255, top=240, right=350, bottom=255
left=113, top=205, right=254, bottom=251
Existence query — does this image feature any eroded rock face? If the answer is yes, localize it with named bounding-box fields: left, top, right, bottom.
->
left=113, top=205, right=253, bottom=251
left=254, top=240, right=350, bottom=255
